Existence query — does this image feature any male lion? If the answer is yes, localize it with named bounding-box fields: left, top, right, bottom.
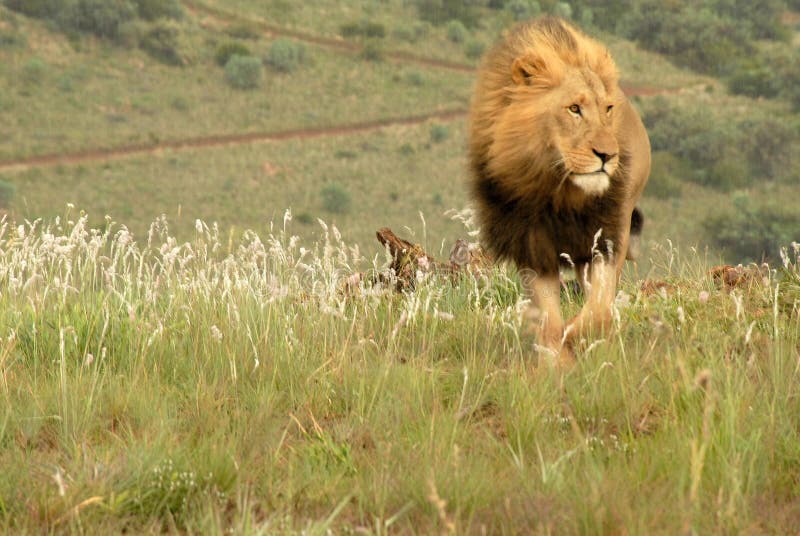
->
left=469, top=17, right=650, bottom=366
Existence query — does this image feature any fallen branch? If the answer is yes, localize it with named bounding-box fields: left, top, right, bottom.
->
left=375, top=227, right=491, bottom=290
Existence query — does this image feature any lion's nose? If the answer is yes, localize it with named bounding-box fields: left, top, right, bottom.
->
left=592, top=149, right=617, bottom=164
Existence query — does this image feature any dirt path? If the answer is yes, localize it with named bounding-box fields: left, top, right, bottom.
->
left=0, top=109, right=467, bottom=173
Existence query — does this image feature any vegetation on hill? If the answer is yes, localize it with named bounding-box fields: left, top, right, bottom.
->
left=0, top=1, right=799, bottom=532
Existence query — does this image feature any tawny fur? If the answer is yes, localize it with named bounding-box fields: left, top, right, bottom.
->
left=468, top=17, right=651, bottom=364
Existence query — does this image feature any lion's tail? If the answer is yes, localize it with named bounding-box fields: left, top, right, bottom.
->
left=626, top=207, right=644, bottom=261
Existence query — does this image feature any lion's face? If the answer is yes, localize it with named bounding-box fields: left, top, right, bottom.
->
left=548, top=68, right=620, bottom=195
left=483, top=49, right=623, bottom=199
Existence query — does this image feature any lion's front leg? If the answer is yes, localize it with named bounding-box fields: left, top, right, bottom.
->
left=567, top=217, right=634, bottom=347
left=522, top=272, right=575, bottom=368
left=565, top=257, right=617, bottom=345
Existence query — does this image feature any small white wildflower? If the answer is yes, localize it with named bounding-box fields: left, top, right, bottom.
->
left=744, top=321, right=756, bottom=345
left=210, top=325, right=223, bottom=342
left=418, top=256, right=430, bottom=270
left=698, top=290, right=710, bottom=303
left=677, top=306, right=685, bottom=325
left=435, top=310, right=454, bottom=321
left=84, top=353, right=94, bottom=366
left=614, top=290, right=631, bottom=309
left=391, top=310, right=409, bottom=339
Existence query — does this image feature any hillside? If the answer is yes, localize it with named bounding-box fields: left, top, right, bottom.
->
left=1, top=1, right=800, bottom=532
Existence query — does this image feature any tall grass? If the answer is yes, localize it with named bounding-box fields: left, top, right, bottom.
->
left=0, top=209, right=798, bottom=532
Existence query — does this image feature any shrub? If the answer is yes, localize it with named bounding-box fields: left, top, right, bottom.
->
left=727, top=61, right=781, bottom=99
left=393, top=24, right=416, bottom=42
left=446, top=20, right=467, bottom=43
left=430, top=123, right=449, bottom=143
left=57, top=0, right=137, bottom=41
left=321, top=183, right=351, bottom=214
left=505, top=0, right=541, bottom=21
left=265, top=39, right=306, bottom=73
left=339, top=22, right=362, bottom=38
left=618, top=2, right=751, bottom=76
left=415, top=0, right=480, bottom=27
left=22, top=57, right=47, bottom=85
left=360, top=40, right=384, bottom=62
left=0, top=29, right=25, bottom=48
left=139, top=21, right=182, bottom=65
left=405, top=70, right=426, bottom=86
left=215, top=41, right=251, bottom=67
left=553, top=2, right=572, bottom=19
left=224, top=22, right=261, bottom=40
left=362, top=22, right=386, bottom=38
left=4, top=0, right=61, bottom=18
left=132, top=0, right=182, bottom=21
left=464, top=39, right=485, bottom=60
left=339, top=21, right=385, bottom=39
left=0, top=180, right=15, bottom=209
left=645, top=152, right=685, bottom=199
left=703, top=193, right=800, bottom=262
left=224, top=55, right=263, bottom=90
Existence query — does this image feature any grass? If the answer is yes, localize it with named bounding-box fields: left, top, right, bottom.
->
left=0, top=213, right=798, bottom=533
left=6, top=120, right=471, bottom=248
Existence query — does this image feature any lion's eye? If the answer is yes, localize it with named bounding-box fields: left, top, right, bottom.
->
left=568, top=104, right=581, bottom=115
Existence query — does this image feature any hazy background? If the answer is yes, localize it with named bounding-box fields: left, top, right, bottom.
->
left=0, top=0, right=798, bottom=263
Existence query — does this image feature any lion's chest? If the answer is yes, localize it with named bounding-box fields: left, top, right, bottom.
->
left=530, top=198, right=624, bottom=269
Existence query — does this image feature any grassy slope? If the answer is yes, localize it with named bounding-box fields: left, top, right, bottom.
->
left=9, top=120, right=471, bottom=249
left=0, top=220, right=798, bottom=533
left=0, top=3, right=799, bottom=532
left=0, top=10, right=470, bottom=160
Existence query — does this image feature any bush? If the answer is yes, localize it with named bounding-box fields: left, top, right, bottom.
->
left=645, top=152, right=685, bottom=199
left=0, top=180, right=15, bottom=209
left=415, top=0, right=480, bottom=27
left=57, top=0, right=137, bottom=41
left=619, top=2, right=751, bottom=76
left=224, top=22, right=261, bottom=40
left=393, top=24, right=416, bottom=42
left=321, top=183, right=351, bottom=214
left=132, top=0, right=182, bottom=21
left=446, top=20, right=467, bottom=43
left=641, top=96, right=799, bottom=191
left=504, top=0, right=541, bottom=21
left=22, top=57, right=47, bottom=85
left=0, top=29, right=25, bottom=48
left=360, top=40, right=384, bottom=62
left=139, top=21, right=182, bottom=65
left=553, top=1, right=572, bottom=19
left=224, top=55, right=263, bottom=90
left=727, top=61, right=781, bottom=99
left=703, top=193, right=800, bottom=262
left=405, top=70, right=426, bottom=86
left=362, top=21, right=386, bottom=38
left=464, top=39, right=485, bottom=60
left=265, top=39, right=306, bottom=73
left=339, top=21, right=385, bottom=39
left=4, top=0, right=61, bottom=18
left=430, top=123, right=450, bottom=143
left=215, top=41, right=251, bottom=67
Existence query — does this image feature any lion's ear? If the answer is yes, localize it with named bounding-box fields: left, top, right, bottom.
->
left=511, top=55, right=551, bottom=86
